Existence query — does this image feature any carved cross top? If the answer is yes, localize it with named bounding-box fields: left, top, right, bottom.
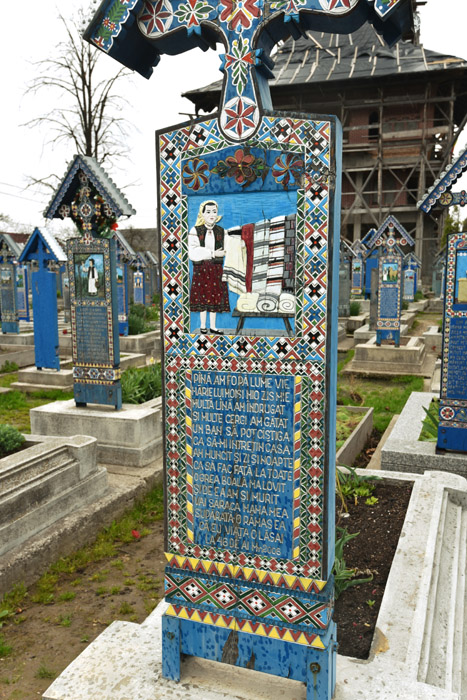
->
left=87, top=0, right=410, bottom=141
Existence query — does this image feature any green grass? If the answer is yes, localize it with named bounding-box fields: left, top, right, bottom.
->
left=0, top=389, right=73, bottom=433
left=58, top=592, right=76, bottom=602
left=0, top=636, right=12, bottom=658
left=0, top=372, right=18, bottom=387
left=336, top=407, right=364, bottom=450
left=119, top=602, right=135, bottom=615
left=35, top=665, right=56, bottom=680
left=337, top=374, right=424, bottom=433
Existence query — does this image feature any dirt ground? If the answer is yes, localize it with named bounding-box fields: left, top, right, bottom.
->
left=0, top=520, right=165, bottom=699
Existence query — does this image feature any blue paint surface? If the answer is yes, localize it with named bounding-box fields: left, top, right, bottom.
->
left=32, top=269, right=60, bottom=370
left=189, top=370, right=295, bottom=559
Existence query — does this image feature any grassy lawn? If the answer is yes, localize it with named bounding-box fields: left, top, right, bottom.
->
left=0, top=383, right=73, bottom=433
left=337, top=372, right=424, bottom=433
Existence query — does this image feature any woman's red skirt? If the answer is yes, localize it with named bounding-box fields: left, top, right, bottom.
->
left=190, top=261, right=230, bottom=313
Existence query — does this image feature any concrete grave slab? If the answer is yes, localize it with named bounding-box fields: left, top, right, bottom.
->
left=30, top=397, right=163, bottom=467
left=381, top=391, right=467, bottom=476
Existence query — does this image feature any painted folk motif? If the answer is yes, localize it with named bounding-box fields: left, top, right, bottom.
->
left=438, top=234, right=467, bottom=452
left=158, top=112, right=341, bottom=694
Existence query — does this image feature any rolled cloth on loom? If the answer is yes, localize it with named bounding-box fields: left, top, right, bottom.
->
left=222, top=231, right=247, bottom=294
left=279, top=292, right=295, bottom=313
left=236, top=292, right=260, bottom=312
left=256, top=293, right=279, bottom=312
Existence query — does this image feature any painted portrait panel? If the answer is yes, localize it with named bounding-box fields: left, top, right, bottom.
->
left=382, top=261, right=399, bottom=283
left=73, top=253, right=105, bottom=300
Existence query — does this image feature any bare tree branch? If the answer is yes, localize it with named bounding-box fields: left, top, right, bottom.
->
left=24, top=8, right=133, bottom=171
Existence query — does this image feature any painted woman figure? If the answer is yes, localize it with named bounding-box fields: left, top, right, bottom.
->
left=188, top=200, right=229, bottom=334
left=83, top=258, right=98, bottom=296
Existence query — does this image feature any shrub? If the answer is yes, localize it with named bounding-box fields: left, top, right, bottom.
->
left=121, top=364, right=162, bottom=404
left=128, top=303, right=159, bottom=335
left=0, top=361, right=19, bottom=374
left=349, top=300, right=361, bottom=316
left=414, top=290, right=424, bottom=301
left=0, top=424, right=25, bottom=458
left=402, top=300, right=409, bottom=310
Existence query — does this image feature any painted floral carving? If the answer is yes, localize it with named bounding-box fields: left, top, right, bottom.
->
left=270, top=0, right=306, bottom=15
left=174, top=0, right=213, bottom=33
left=138, top=0, right=173, bottom=35
left=222, top=37, right=255, bottom=95
left=272, top=153, right=304, bottom=189
left=219, top=0, right=261, bottom=30
left=182, top=158, right=210, bottom=190
left=318, top=0, right=358, bottom=11
left=220, top=96, right=259, bottom=140
left=211, top=148, right=267, bottom=187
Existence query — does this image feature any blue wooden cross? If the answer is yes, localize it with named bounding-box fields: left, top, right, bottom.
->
left=19, top=228, right=66, bottom=371
left=86, top=0, right=412, bottom=141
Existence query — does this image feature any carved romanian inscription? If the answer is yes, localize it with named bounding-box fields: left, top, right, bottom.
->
left=446, top=317, right=467, bottom=400
left=74, top=306, right=109, bottom=364
left=379, top=286, right=399, bottom=318
left=188, top=370, right=295, bottom=559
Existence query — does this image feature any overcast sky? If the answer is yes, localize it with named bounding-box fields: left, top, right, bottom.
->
left=1, top=1, right=467, bottom=234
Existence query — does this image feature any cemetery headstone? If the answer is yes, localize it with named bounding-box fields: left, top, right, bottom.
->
left=369, top=266, right=379, bottom=331
left=84, top=0, right=413, bottom=695
left=0, top=235, right=22, bottom=334
left=437, top=233, right=467, bottom=452
left=113, top=230, right=137, bottom=336
left=133, top=268, right=144, bottom=305
left=339, top=264, right=351, bottom=317
left=432, top=252, right=445, bottom=298
left=19, top=227, right=67, bottom=370
left=376, top=247, right=402, bottom=347
left=351, top=255, right=364, bottom=296
left=15, top=265, right=30, bottom=322
left=63, top=275, right=71, bottom=324
left=44, top=154, right=135, bottom=408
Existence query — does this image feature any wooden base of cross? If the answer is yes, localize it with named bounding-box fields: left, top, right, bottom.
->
left=162, top=613, right=337, bottom=698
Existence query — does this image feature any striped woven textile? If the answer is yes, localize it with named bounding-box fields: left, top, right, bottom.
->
left=251, top=219, right=270, bottom=293
left=283, top=214, right=296, bottom=293
left=266, top=216, right=286, bottom=295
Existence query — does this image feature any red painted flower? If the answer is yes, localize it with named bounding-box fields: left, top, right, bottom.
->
left=219, top=0, right=260, bottom=30
left=139, top=0, right=172, bottom=34
left=225, top=149, right=256, bottom=184
left=223, top=97, right=258, bottom=138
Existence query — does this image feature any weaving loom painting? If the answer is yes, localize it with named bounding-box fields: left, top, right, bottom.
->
left=184, top=145, right=301, bottom=337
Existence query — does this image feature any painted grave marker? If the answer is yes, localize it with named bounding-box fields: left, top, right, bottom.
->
left=114, top=230, right=137, bottom=336
left=436, top=235, right=467, bottom=451
left=0, top=234, right=24, bottom=334
left=84, top=0, right=413, bottom=696
left=44, top=154, right=135, bottom=408
left=15, top=265, right=30, bottom=322
left=376, top=251, right=402, bottom=346
left=19, top=228, right=67, bottom=370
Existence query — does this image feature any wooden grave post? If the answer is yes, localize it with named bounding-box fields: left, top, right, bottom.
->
left=84, top=0, right=413, bottom=696
left=44, top=155, right=136, bottom=409
left=418, top=156, right=467, bottom=453
left=18, top=227, right=67, bottom=371
left=0, top=235, right=21, bottom=334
